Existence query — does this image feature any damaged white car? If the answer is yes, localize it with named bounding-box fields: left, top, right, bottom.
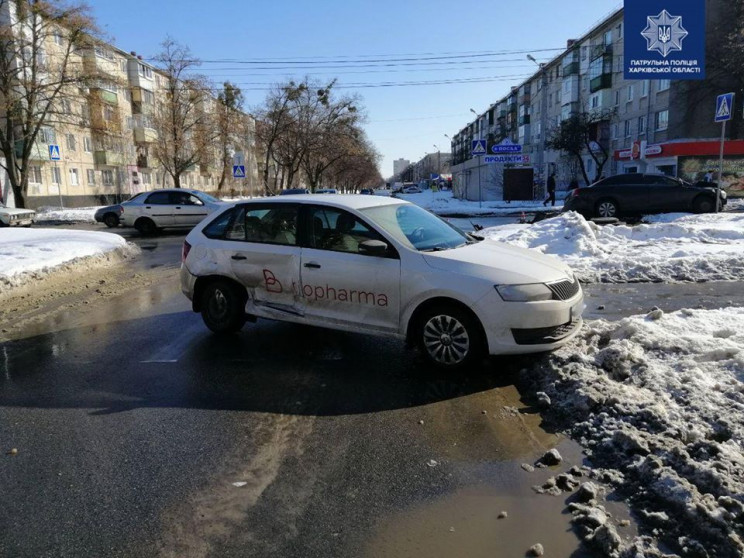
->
left=180, top=195, right=584, bottom=369
left=0, top=202, right=35, bottom=227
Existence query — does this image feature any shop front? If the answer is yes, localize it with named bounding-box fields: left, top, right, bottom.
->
left=614, top=140, right=744, bottom=197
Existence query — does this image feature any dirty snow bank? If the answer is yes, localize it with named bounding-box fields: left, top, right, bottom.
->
left=0, top=228, right=139, bottom=293
left=482, top=211, right=744, bottom=283
left=33, top=206, right=100, bottom=223
left=398, top=189, right=563, bottom=216
left=525, top=308, right=744, bottom=557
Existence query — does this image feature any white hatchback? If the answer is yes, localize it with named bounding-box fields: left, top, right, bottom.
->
left=180, top=195, right=584, bottom=369
left=120, top=188, right=225, bottom=235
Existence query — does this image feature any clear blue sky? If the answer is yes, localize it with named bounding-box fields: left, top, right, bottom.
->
left=90, top=0, right=622, bottom=179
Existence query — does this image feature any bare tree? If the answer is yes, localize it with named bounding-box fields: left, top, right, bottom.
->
left=547, top=110, right=614, bottom=186
left=215, top=81, right=246, bottom=190
left=0, top=0, right=100, bottom=208
left=151, top=38, right=215, bottom=189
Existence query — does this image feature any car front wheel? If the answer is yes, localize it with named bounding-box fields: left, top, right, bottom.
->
left=416, top=304, right=484, bottom=370
left=595, top=199, right=618, bottom=218
left=693, top=196, right=715, bottom=214
left=200, top=280, right=247, bottom=334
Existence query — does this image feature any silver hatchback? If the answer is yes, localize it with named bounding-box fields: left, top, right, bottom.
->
left=120, top=189, right=225, bottom=235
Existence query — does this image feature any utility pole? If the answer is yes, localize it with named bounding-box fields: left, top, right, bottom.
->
left=470, top=108, right=482, bottom=207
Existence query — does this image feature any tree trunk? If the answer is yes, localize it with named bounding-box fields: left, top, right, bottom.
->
left=174, top=172, right=182, bottom=189
left=217, top=158, right=228, bottom=190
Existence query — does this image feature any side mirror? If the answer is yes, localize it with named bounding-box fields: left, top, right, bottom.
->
left=359, top=239, right=388, bottom=256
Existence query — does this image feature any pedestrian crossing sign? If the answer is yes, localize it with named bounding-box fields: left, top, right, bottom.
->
left=471, top=140, right=487, bottom=156
left=715, top=93, right=734, bottom=123
left=48, top=144, right=61, bottom=161
left=232, top=165, right=246, bottom=179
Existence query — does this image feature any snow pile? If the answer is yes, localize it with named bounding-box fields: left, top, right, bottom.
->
left=398, top=189, right=563, bottom=216
left=33, top=206, right=100, bottom=223
left=482, top=211, right=744, bottom=283
left=0, top=228, right=138, bottom=292
left=526, top=308, right=744, bottom=557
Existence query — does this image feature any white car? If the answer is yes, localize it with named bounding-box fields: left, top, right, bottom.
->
left=180, top=195, right=584, bottom=369
left=0, top=202, right=35, bottom=227
left=402, top=186, right=423, bottom=194
left=120, top=188, right=225, bottom=235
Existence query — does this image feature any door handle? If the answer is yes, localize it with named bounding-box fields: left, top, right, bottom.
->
left=304, top=262, right=321, bottom=269
left=175, top=206, right=182, bottom=210
left=231, top=255, right=247, bottom=261
left=145, top=206, right=151, bottom=209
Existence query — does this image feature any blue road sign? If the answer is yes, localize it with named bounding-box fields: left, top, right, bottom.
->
left=232, top=165, right=246, bottom=179
left=48, top=144, right=61, bottom=161
left=715, top=93, right=734, bottom=123
left=471, top=140, right=487, bottom=156
left=490, top=143, right=523, bottom=154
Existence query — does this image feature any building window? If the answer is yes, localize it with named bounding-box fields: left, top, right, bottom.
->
left=604, top=30, right=612, bottom=46
left=39, top=127, right=55, bottom=143
left=614, top=90, right=620, bottom=105
left=658, top=79, right=671, bottom=92
left=138, top=63, right=153, bottom=79
left=69, top=168, right=79, bottom=186
left=624, top=120, right=632, bottom=137
left=87, top=169, right=96, bottom=184
left=66, top=133, right=76, bottom=152
left=103, top=105, right=115, bottom=122
left=51, top=167, right=61, bottom=185
left=655, top=110, right=669, bottom=131
left=61, top=99, right=72, bottom=114
left=84, top=137, right=92, bottom=152
left=142, top=172, right=152, bottom=185
left=102, top=170, right=114, bottom=186
left=29, top=166, right=42, bottom=184
left=53, top=32, right=64, bottom=46
left=142, top=89, right=155, bottom=105
left=638, top=115, right=647, bottom=134
left=611, top=123, right=618, bottom=139
left=641, top=80, right=649, bottom=97
left=94, top=45, right=113, bottom=60
left=627, top=85, right=634, bottom=102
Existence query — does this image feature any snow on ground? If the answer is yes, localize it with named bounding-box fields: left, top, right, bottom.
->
left=524, top=307, right=744, bottom=557
left=481, top=210, right=744, bottom=283
left=0, top=228, right=138, bottom=292
left=33, top=206, right=100, bottom=223
left=397, top=189, right=564, bottom=216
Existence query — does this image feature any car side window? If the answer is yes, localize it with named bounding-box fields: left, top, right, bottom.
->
left=204, top=207, right=239, bottom=239
left=644, top=176, right=679, bottom=186
left=234, top=205, right=298, bottom=246
left=309, top=207, right=386, bottom=255
left=145, top=191, right=171, bottom=204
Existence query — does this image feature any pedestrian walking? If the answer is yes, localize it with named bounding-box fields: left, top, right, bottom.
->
left=543, top=172, right=556, bottom=206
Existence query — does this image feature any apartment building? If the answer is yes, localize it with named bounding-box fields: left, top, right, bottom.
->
left=0, top=9, right=260, bottom=209
left=450, top=1, right=744, bottom=201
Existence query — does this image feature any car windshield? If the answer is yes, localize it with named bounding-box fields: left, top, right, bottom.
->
left=361, top=203, right=471, bottom=252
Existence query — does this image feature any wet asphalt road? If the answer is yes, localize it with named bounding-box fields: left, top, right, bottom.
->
left=1, top=223, right=741, bottom=557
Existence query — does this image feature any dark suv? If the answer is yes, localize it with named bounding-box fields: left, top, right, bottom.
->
left=563, top=174, right=727, bottom=218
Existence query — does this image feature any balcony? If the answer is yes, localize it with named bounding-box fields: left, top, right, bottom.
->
left=591, top=43, right=613, bottom=59
left=519, top=92, right=531, bottom=104
left=518, top=114, right=531, bottom=126
left=15, top=139, right=48, bottom=161
left=590, top=73, right=612, bottom=93
left=94, top=150, right=124, bottom=166
left=562, top=60, right=579, bottom=76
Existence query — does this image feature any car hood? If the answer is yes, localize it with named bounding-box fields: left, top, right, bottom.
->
left=422, top=239, right=573, bottom=284
left=0, top=206, right=35, bottom=216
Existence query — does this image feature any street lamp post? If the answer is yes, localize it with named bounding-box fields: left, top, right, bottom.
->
left=469, top=108, right=482, bottom=208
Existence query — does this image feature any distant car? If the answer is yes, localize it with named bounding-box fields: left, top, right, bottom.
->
left=315, top=188, right=338, bottom=194
left=0, top=201, right=35, bottom=227
left=563, top=174, right=727, bottom=218
left=279, top=188, right=310, bottom=195
left=359, top=189, right=374, bottom=195
left=120, top=188, right=226, bottom=235
left=180, top=194, right=584, bottom=370
left=94, top=192, right=147, bottom=228
left=401, top=186, right=423, bottom=194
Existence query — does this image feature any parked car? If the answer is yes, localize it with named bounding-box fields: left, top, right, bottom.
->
left=279, top=188, right=310, bottom=195
left=359, top=188, right=374, bottom=195
left=401, top=186, right=423, bottom=194
left=563, top=174, right=727, bottom=218
left=0, top=202, right=35, bottom=227
left=94, top=192, right=147, bottom=228
left=180, top=195, right=584, bottom=370
left=120, top=188, right=226, bottom=235
left=315, top=188, right=338, bottom=194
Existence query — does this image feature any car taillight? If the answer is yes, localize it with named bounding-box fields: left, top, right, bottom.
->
left=118, top=206, right=124, bottom=215
left=570, top=188, right=581, bottom=197
left=182, top=241, right=191, bottom=262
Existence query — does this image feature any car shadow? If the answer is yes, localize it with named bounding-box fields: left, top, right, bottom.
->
left=0, top=312, right=545, bottom=417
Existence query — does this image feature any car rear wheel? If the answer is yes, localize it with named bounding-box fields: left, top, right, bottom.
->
left=103, top=213, right=119, bottom=228
left=200, top=280, right=247, bottom=334
left=595, top=199, right=619, bottom=218
left=135, top=217, right=158, bottom=236
left=693, top=195, right=715, bottom=214
left=415, top=304, right=484, bottom=370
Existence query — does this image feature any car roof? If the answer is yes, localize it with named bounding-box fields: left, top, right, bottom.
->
left=239, top=194, right=406, bottom=211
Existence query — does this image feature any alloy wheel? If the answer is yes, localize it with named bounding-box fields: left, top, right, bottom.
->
left=422, top=314, right=471, bottom=365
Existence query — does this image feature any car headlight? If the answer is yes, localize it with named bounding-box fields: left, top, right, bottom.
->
left=495, top=283, right=553, bottom=302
